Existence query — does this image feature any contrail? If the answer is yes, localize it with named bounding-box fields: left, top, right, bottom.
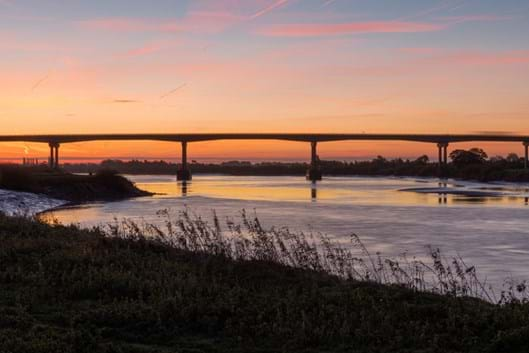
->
left=321, top=0, right=336, bottom=8
left=160, top=83, right=187, bottom=99
left=249, top=0, right=289, bottom=20
left=31, top=73, right=50, bottom=91
left=397, top=0, right=466, bottom=21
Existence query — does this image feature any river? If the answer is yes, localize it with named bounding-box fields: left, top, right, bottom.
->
left=41, top=175, right=529, bottom=292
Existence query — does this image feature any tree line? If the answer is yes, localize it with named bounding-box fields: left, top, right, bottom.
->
left=60, top=148, right=529, bottom=182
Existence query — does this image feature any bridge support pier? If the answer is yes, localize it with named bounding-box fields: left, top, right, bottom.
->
left=437, top=143, right=449, bottom=178
left=177, top=141, right=192, bottom=181
left=306, top=141, right=322, bottom=181
left=48, top=142, right=60, bottom=169
left=523, top=141, right=529, bottom=169
left=49, top=143, right=54, bottom=168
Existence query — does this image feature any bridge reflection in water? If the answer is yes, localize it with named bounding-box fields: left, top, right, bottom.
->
left=172, top=178, right=529, bottom=206
left=1, top=133, right=529, bottom=181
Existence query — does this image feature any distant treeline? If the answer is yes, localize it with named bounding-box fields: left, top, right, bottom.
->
left=62, top=149, right=529, bottom=182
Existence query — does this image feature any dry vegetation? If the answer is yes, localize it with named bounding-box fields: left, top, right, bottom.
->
left=1, top=211, right=529, bottom=352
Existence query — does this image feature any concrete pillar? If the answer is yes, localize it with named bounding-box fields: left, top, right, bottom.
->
left=177, top=141, right=192, bottom=181
left=437, top=143, right=443, bottom=177
left=311, top=141, right=317, bottom=167
left=523, top=142, right=529, bottom=169
left=437, top=142, right=448, bottom=178
left=54, top=144, right=60, bottom=169
left=306, top=141, right=322, bottom=181
left=48, top=142, right=55, bottom=168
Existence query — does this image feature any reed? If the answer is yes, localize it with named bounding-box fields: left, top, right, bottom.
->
left=100, top=208, right=528, bottom=304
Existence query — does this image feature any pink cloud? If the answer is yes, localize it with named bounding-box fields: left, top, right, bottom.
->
left=400, top=47, right=441, bottom=55
left=79, top=18, right=153, bottom=32
left=79, top=11, right=242, bottom=34
left=444, top=50, right=529, bottom=66
left=256, top=21, right=445, bottom=37
left=123, top=43, right=164, bottom=58
left=78, top=1, right=294, bottom=35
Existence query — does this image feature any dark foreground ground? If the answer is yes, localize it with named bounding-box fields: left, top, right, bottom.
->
left=1, top=215, right=529, bottom=353
left=0, top=165, right=151, bottom=202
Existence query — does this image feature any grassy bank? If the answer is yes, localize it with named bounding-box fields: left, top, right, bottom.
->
left=1, top=213, right=529, bottom=352
left=0, top=165, right=151, bottom=202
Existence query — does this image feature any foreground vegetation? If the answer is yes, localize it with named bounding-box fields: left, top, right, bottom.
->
left=1, top=212, right=529, bottom=352
left=0, top=165, right=151, bottom=202
left=63, top=148, right=529, bottom=182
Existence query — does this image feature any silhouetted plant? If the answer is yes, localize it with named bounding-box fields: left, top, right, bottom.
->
left=450, top=148, right=488, bottom=166
left=101, top=208, right=527, bottom=304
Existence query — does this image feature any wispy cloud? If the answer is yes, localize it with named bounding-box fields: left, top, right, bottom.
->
left=438, top=14, right=515, bottom=24
left=472, top=131, right=515, bottom=135
left=0, top=0, right=14, bottom=7
left=400, top=47, right=441, bottom=55
left=443, top=50, right=529, bottom=65
left=79, top=1, right=291, bottom=35
left=79, top=11, right=242, bottom=34
left=257, top=21, right=445, bottom=37
left=112, top=99, right=139, bottom=103
left=122, top=43, right=164, bottom=58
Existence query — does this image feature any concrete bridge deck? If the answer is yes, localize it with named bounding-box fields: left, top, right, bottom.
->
left=0, top=133, right=528, bottom=144
left=1, top=133, right=528, bottom=180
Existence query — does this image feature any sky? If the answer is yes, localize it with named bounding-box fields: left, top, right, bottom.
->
left=1, top=0, right=529, bottom=162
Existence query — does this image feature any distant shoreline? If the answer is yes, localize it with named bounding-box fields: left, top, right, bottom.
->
left=62, top=156, right=529, bottom=183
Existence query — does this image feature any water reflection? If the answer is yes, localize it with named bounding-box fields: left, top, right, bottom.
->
left=180, top=179, right=320, bottom=202
left=311, top=182, right=317, bottom=202
left=128, top=175, right=529, bottom=207
left=437, top=181, right=447, bottom=205
left=179, top=181, right=189, bottom=197
left=43, top=175, right=529, bottom=291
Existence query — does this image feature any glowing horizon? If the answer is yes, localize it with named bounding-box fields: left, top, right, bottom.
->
left=1, top=0, right=529, bottom=160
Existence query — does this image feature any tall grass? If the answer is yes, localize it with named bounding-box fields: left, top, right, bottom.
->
left=93, top=208, right=528, bottom=304
left=4, top=212, right=529, bottom=352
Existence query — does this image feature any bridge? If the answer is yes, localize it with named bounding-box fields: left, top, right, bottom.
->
left=1, top=133, right=528, bottom=181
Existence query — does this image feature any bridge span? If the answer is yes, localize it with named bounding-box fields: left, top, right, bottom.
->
left=1, top=133, right=528, bottom=181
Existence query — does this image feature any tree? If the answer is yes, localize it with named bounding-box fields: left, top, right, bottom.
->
left=449, top=148, right=488, bottom=166
left=506, top=153, right=520, bottom=164
left=414, top=155, right=429, bottom=165
left=489, top=156, right=505, bottom=163
left=373, top=156, right=387, bottom=165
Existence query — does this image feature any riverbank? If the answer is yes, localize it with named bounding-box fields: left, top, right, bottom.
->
left=0, top=165, right=152, bottom=203
left=1, top=214, right=528, bottom=352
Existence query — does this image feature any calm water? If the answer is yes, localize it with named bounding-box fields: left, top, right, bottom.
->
left=44, top=175, right=529, bottom=290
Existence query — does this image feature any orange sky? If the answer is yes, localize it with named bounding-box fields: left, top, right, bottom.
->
left=1, top=0, right=529, bottom=162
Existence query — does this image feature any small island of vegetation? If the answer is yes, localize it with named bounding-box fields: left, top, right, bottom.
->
left=0, top=165, right=151, bottom=202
